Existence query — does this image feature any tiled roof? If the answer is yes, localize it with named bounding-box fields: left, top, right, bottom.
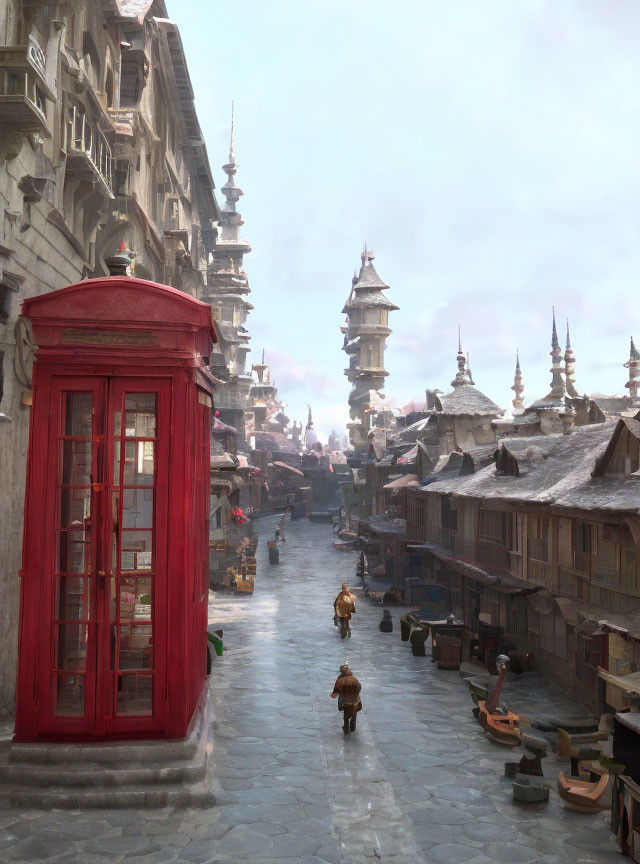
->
left=422, top=422, right=626, bottom=511
left=436, top=384, right=503, bottom=417
left=347, top=289, right=399, bottom=310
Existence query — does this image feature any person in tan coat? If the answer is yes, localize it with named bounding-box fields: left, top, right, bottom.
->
left=333, top=583, right=356, bottom=638
left=331, top=665, right=362, bottom=734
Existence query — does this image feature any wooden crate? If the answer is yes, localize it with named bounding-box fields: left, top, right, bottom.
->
left=236, top=579, right=254, bottom=593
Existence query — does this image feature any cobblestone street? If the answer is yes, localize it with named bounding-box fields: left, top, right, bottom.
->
left=0, top=515, right=622, bottom=863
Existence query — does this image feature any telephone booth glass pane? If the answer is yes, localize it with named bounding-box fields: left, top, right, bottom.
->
left=111, top=392, right=156, bottom=716
left=53, top=391, right=94, bottom=716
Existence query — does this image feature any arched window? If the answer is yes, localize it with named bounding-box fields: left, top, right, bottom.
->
left=82, top=32, right=101, bottom=91
left=105, top=65, right=114, bottom=108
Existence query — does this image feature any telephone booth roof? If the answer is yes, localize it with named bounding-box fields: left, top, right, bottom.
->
left=22, top=276, right=218, bottom=362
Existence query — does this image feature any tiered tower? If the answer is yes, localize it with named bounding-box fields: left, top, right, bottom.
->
left=625, top=337, right=640, bottom=404
left=511, top=351, right=525, bottom=414
left=341, top=247, right=398, bottom=450
left=204, top=108, right=253, bottom=443
left=250, top=350, right=279, bottom=430
left=564, top=320, right=579, bottom=398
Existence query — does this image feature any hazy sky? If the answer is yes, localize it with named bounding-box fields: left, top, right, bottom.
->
left=170, top=1, right=640, bottom=440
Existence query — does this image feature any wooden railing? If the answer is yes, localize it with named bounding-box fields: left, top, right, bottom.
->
left=68, top=106, right=113, bottom=197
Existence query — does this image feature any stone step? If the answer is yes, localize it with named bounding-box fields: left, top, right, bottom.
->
left=0, top=696, right=215, bottom=808
left=8, top=733, right=199, bottom=766
left=0, top=751, right=207, bottom=788
left=6, top=779, right=215, bottom=809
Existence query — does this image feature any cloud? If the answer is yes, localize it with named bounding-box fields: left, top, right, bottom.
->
left=173, top=0, right=640, bottom=435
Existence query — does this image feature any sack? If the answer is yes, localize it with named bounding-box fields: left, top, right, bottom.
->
left=333, top=613, right=339, bottom=627
left=338, top=694, right=345, bottom=710
left=207, top=632, right=224, bottom=656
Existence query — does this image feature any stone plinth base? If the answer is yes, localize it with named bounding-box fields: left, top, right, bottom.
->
left=0, top=697, right=214, bottom=809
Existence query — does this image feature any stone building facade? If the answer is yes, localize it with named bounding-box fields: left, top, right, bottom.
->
left=0, top=0, right=218, bottom=714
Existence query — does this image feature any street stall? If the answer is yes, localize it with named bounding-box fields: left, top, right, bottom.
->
left=15, top=276, right=216, bottom=741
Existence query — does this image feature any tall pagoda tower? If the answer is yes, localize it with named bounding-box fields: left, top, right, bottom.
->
left=341, top=248, right=398, bottom=450
left=204, top=108, right=253, bottom=443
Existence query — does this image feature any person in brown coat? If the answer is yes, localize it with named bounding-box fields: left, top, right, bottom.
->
left=331, top=664, right=362, bottom=734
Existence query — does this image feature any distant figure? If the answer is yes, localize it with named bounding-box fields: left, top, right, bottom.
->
left=331, top=664, right=362, bottom=734
left=334, top=583, right=356, bottom=638
left=379, top=609, right=393, bottom=633
left=275, top=516, right=286, bottom=543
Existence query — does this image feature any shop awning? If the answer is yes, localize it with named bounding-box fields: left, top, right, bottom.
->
left=555, top=596, right=578, bottom=625
left=272, top=461, right=304, bottom=477
left=410, top=541, right=541, bottom=595
left=597, top=668, right=640, bottom=696
left=528, top=593, right=553, bottom=615
left=397, top=445, right=418, bottom=464
left=383, top=474, right=419, bottom=490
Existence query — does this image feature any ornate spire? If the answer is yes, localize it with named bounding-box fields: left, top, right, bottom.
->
left=221, top=102, right=243, bottom=214
left=466, top=352, right=475, bottom=386
left=451, top=326, right=468, bottom=388
left=564, top=319, right=579, bottom=398
left=548, top=307, right=566, bottom=400
left=229, top=100, right=235, bottom=164
left=511, top=351, right=524, bottom=414
left=625, top=336, right=640, bottom=403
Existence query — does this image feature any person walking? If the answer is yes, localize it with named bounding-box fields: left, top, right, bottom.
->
left=331, top=665, right=362, bottom=734
left=275, top=515, right=286, bottom=543
left=334, top=583, right=356, bottom=638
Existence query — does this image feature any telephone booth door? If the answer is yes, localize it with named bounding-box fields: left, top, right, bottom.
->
left=39, top=375, right=169, bottom=738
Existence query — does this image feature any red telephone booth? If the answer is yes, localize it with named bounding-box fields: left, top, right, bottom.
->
left=15, top=276, right=217, bottom=742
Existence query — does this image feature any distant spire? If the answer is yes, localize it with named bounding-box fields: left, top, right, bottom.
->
left=466, top=352, right=475, bottom=386
left=306, top=404, right=313, bottom=429
left=511, top=351, right=524, bottom=414
left=547, top=307, right=566, bottom=400
left=221, top=103, right=242, bottom=213
left=261, top=348, right=265, bottom=364
left=625, top=336, right=640, bottom=403
left=229, top=100, right=235, bottom=164
left=551, top=307, right=559, bottom=350
left=564, top=318, right=579, bottom=398
left=451, top=327, right=468, bottom=388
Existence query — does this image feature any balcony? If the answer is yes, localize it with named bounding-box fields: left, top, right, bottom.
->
left=558, top=566, right=578, bottom=597
left=508, top=550, right=523, bottom=578
left=0, top=43, right=55, bottom=135
left=528, top=559, right=552, bottom=590
left=66, top=106, right=114, bottom=198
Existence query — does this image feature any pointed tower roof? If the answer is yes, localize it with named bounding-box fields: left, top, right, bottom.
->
left=528, top=308, right=567, bottom=411
left=451, top=327, right=468, bottom=388
left=344, top=247, right=399, bottom=310
left=511, top=351, right=525, bottom=414
left=438, top=328, right=503, bottom=417
left=220, top=102, right=242, bottom=213
left=564, top=319, right=579, bottom=398
left=341, top=269, right=360, bottom=315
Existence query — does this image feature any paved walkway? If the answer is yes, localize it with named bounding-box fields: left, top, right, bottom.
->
left=0, top=516, right=621, bottom=863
